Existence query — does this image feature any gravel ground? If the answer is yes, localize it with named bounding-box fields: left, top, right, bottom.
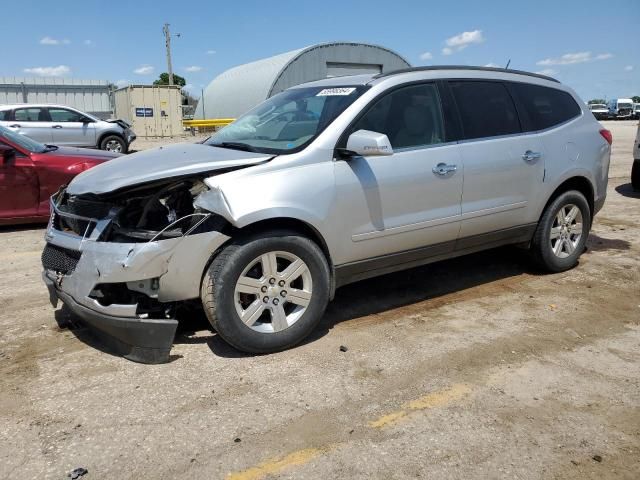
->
left=0, top=121, right=638, bottom=480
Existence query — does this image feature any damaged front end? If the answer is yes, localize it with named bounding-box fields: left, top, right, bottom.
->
left=42, top=177, right=232, bottom=363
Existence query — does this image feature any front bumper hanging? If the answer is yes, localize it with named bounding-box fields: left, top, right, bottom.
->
left=42, top=191, right=229, bottom=364
left=44, top=272, right=178, bottom=363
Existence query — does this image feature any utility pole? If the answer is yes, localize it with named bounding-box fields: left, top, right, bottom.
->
left=163, top=23, right=174, bottom=86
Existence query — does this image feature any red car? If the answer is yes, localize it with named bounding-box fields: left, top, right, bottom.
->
left=0, top=125, right=119, bottom=225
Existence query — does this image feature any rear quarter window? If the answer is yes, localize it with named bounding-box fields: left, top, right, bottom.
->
left=512, top=83, right=581, bottom=131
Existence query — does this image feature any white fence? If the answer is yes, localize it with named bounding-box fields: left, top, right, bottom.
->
left=0, top=77, right=113, bottom=119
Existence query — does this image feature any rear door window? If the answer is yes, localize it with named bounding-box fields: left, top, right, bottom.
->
left=14, top=108, right=50, bottom=122
left=449, top=81, right=521, bottom=140
left=511, top=83, right=581, bottom=131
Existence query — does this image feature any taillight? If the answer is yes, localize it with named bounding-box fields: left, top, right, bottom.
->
left=599, top=129, right=612, bottom=145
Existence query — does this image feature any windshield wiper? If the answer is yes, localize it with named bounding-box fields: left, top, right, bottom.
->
left=210, top=141, right=257, bottom=152
left=43, top=144, right=59, bottom=152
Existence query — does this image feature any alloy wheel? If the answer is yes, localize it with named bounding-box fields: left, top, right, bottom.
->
left=105, top=140, right=123, bottom=152
left=549, top=203, right=583, bottom=258
left=233, top=251, right=313, bottom=333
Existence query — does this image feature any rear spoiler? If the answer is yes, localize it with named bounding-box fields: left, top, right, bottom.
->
left=107, top=119, right=131, bottom=129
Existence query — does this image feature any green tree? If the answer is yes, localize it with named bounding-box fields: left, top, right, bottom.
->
left=632, top=95, right=640, bottom=103
left=588, top=99, right=606, bottom=104
left=153, top=72, right=186, bottom=87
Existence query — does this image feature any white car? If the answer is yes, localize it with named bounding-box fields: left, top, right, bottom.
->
left=0, top=104, right=136, bottom=153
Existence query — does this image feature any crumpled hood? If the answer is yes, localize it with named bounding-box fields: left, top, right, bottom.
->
left=67, top=143, right=273, bottom=195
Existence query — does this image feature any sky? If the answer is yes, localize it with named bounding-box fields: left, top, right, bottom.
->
left=2, top=0, right=639, bottom=102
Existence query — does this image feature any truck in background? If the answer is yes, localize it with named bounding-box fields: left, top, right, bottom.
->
left=607, top=98, right=634, bottom=119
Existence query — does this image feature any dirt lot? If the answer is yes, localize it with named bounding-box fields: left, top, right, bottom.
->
left=1, top=121, right=638, bottom=480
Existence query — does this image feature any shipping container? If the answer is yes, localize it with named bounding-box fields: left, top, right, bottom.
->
left=114, top=85, right=183, bottom=138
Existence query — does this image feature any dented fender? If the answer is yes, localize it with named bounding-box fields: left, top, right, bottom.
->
left=194, top=162, right=335, bottom=234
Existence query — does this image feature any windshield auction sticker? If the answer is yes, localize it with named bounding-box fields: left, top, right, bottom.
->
left=316, top=87, right=356, bottom=96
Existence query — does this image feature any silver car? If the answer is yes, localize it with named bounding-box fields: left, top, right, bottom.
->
left=0, top=104, right=136, bottom=153
left=41, top=67, right=611, bottom=363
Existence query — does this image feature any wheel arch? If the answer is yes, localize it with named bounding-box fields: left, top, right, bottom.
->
left=542, top=176, right=595, bottom=222
left=210, top=216, right=336, bottom=300
left=237, top=217, right=333, bottom=271
left=97, top=130, right=126, bottom=148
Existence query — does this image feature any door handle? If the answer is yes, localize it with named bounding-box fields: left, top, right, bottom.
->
left=9, top=124, right=20, bottom=128
left=432, top=163, right=457, bottom=176
left=522, top=150, right=542, bottom=163
left=52, top=125, right=63, bottom=129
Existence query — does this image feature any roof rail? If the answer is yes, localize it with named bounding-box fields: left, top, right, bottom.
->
left=373, top=65, right=560, bottom=83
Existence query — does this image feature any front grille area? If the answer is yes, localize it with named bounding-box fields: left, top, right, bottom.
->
left=41, top=244, right=82, bottom=274
left=59, top=197, right=113, bottom=219
left=54, top=196, right=113, bottom=236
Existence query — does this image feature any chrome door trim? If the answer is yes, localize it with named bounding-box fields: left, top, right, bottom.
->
left=460, top=201, right=527, bottom=221
left=352, top=213, right=461, bottom=242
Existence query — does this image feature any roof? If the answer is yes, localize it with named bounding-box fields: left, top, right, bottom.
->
left=374, top=65, right=560, bottom=83
left=290, top=74, right=375, bottom=88
left=196, top=42, right=410, bottom=119
left=113, top=84, right=182, bottom=92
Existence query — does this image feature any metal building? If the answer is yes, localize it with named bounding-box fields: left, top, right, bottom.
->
left=195, top=42, right=410, bottom=119
left=0, top=77, right=112, bottom=119
left=113, top=85, right=183, bottom=138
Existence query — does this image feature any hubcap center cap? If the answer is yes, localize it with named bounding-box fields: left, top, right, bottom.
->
left=267, top=284, right=281, bottom=297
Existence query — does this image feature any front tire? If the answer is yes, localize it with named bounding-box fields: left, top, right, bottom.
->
left=100, top=135, right=127, bottom=153
left=530, top=190, right=591, bottom=272
left=201, top=231, right=330, bottom=353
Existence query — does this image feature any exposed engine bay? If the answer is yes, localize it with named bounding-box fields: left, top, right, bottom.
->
left=55, top=177, right=229, bottom=242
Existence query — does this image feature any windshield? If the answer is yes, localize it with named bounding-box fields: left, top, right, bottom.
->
left=619, top=103, right=633, bottom=109
left=0, top=125, right=47, bottom=153
left=590, top=104, right=606, bottom=110
left=205, top=85, right=368, bottom=154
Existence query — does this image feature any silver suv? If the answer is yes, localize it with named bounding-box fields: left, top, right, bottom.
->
left=41, top=67, right=611, bottom=363
left=0, top=104, right=136, bottom=153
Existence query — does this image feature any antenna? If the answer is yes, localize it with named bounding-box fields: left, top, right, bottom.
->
left=505, top=59, right=511, bottom=70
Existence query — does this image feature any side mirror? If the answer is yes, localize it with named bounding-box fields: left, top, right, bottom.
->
left=0, top=145, right=16, bottom=163
left=344, top=129, right=393, bottom=157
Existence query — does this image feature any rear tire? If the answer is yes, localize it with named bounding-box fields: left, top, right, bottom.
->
left=100, top=135, right=127, bottom=154
left=530, top=190, right=591, bottom=272
left=632, top=159, right=640, bottom=191
left=201, top=231, right=330, bottom=353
